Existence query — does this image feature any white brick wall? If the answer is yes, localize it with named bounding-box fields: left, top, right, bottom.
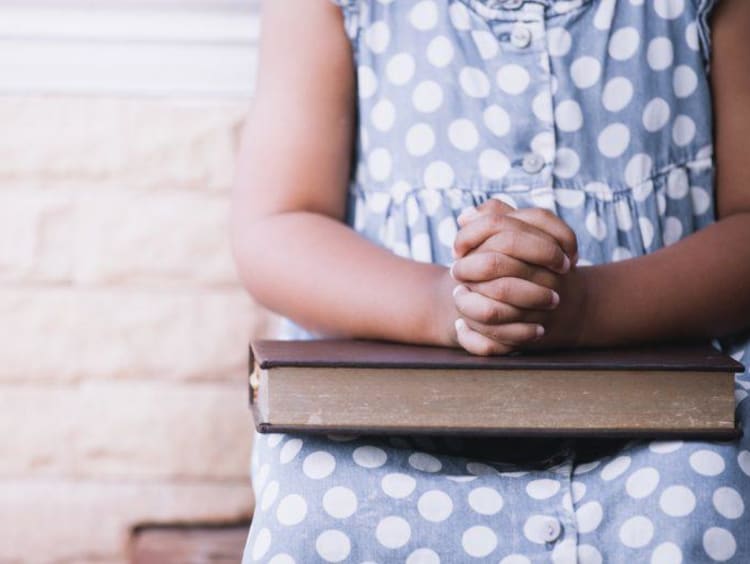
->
left=0, top=94, right=276, bottom=562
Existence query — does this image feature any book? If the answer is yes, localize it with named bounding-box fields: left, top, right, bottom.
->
left=248, top=338, right=744, bottom=438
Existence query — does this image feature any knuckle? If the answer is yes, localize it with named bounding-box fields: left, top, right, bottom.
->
left=478, top=302, right=498, bottom=324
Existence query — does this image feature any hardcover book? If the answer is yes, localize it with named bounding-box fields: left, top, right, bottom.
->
left=249, top=338, right=743, bottom=438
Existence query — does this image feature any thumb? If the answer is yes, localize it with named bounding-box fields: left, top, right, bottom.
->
left=457, top=197, right=517, bottom=227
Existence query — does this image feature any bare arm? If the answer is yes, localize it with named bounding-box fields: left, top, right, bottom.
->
left=230, top=0, right=457, bottom=345
left=539, top=0, right=750, bottom=349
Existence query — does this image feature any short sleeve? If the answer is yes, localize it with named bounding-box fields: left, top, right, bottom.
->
left=696, top=0, right=721, bottom=70
left=328, top=0, right=360, bottom=42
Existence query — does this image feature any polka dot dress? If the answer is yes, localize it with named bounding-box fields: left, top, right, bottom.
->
left=243, top=0, right=750, bottom=561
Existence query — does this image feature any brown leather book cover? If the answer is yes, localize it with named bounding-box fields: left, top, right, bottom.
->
left=250, top=338, right=744, bottom=372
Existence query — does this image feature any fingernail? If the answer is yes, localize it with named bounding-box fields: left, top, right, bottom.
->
left=551, top=291, right=560, bottom=307
left=454, top=318, right=466, bottom=333
left=561, top=255, right=571, bottom=273
left=451, top=246, right=458, bottom=259
left=571, top=252, right=579, bottom=267
left=452, top=284, right=468, bottom=298
left=536, top=325, right=545, bottom=338
left=449, top=261, right=456, bottom=280
left=457, top=206, right=479, bottom=223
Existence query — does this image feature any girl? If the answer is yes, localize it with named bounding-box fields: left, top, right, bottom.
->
left=231, top=0, right=750, bottom=561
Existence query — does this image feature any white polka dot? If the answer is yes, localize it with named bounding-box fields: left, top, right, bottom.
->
left=459, top=67, right=491, bottom=98
left=267, top=433, right=285, bottom=448
left=386, top=53, right=416, bottom=85
left=462, top=526, right=497, bottom=557
left=703, top=527, right=736, bottom=561
left=663, top=216, right=683, bottom=245
left=526, top=479, right=561, bottom=500
left=626, top=467, right=660, bottom=499
left=555, top=100, right=584, bottom=132
left=713, top=487, right=744, bottom=519
left=547, top=27, right=572, bottom=57
left=649, top=440, right=684, bottom=454
left=302, top=450, right=336, bottom=479
left=552, top=540, right=577, bottom=564
left=261, top=480, right=280, bottom=511
left=532, top=91, right=553, bottom=122
left=639, top=216, right=655, bottom=248
left=381, top=472, right=416, bottom=499
left=531, top=131, right=555, bottom=161
left=572, top=481, right=587, bottom=502
left=479, top=149, right=511, bottom=180
left=406, top=123, right=435, bottom=156
left=411, top=232, right=432, bottom=262
left=472, top=30, right=499, bottom=59
left=601, top=455, right=632, bottom=480
left=673, top=115, right=696, bottom=146
left=366, top=191, right=391, bottom=214
left=739, top=451, right=750, bottom=476
left=673, top=65, right=698, bottom=98
left=625, top=153, right=653, bottom=188
left=406, top=548, right=440, bottom=564
left=449, top=119, right=479, bottom=151
left=651, top=542, right=682, bottom=564
left=643, top=97, right=671, bottom=132
left=667, top=168, right=689, bottom=199
left=690, top=449, right=726, bottom=476
left=371, top=99, right=396, bottom=131
left=255, top=463, right=270, bottom=492
left=571, top=57, right=602, bottom=89
left=615, top=201, right=633, bottom=231
left=410, top=1, right=439, bottom=31
left=376, top=516, right=411, bottom=549
left=276, top=494, right=307, bottom=526
left=654, top=0, right=685, bottom=19
left=579, top=544, right=603, bottom=564
left=500, top=556, right=531, bottom=564
left=413, top=81, right=443, bottom=113
left=423, top=161, right=455, bottom=190
left=316, top=530, right=351, bottom=562
left=418, top=489, right=454, bottom=522
left=524, top=515, right=559, bottom=544
left=685, top=22, right=699, bottom=51
left=352, top=445, right=387, bottom=468
left=252, top=528, right=272, bottom=561
left=619, top=516, right=654, bottom=548
left=438, top=216, right=457, bottom=248
left=268, top=554, right=295, bottom=564
left=554, top=1, right=585, bottom=14
left=368, top=148, right=392, bottom=181
left=322, top=486, right=357, bottom=519
left=602, top=77, right=634, bottom=112
left=555, top=188, right=586, bottom=208
left=576, top=501, right=603, bottom=533
left=427, top=35, right=454, bottom=68
left=648, top=37, right=674, bottom=71
left=468, top=486, right=504, bottom=515
left=612, top=247, right=633, bottom=261
left=365, top=21, right=390, bottom=54
left=594, top=0, right=616, bottom=30
left=449, top=2, right=471, bottom=29
left=409, top=451, right=442, bottom=472
left=691, top=187, right=711, bottom=215
left=484, top=105, right=511, bottom=136
left=574, top=460, right=602, bottom=475
left=497, top=64, right=531, bottom=95
left=554, top=148, right=581, bottom=179
left=584, top=211, right=606, bottom=241
left=598, top=123, right=630, bottom=158
left=280, top=438, right=303, bottom=464
left=609, top=27, right=641, bottom=60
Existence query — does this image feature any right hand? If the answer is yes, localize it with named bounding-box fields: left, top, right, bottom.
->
left=447, top=199, right=579, bottom=355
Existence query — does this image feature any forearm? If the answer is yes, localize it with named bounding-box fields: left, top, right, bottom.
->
left=232, top=210, right=457, bottom=346
left=573, top=212, right=750, bottom=347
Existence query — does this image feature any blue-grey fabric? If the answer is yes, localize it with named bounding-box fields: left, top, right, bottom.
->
left=243, top=0, right=750, bottom=561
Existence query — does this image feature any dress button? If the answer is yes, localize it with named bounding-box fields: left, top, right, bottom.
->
left=522, top=152, right=545, bottom=174
left=511, top=25, right=532, bottom=48
left=542, top=517, right=562, bottom=542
